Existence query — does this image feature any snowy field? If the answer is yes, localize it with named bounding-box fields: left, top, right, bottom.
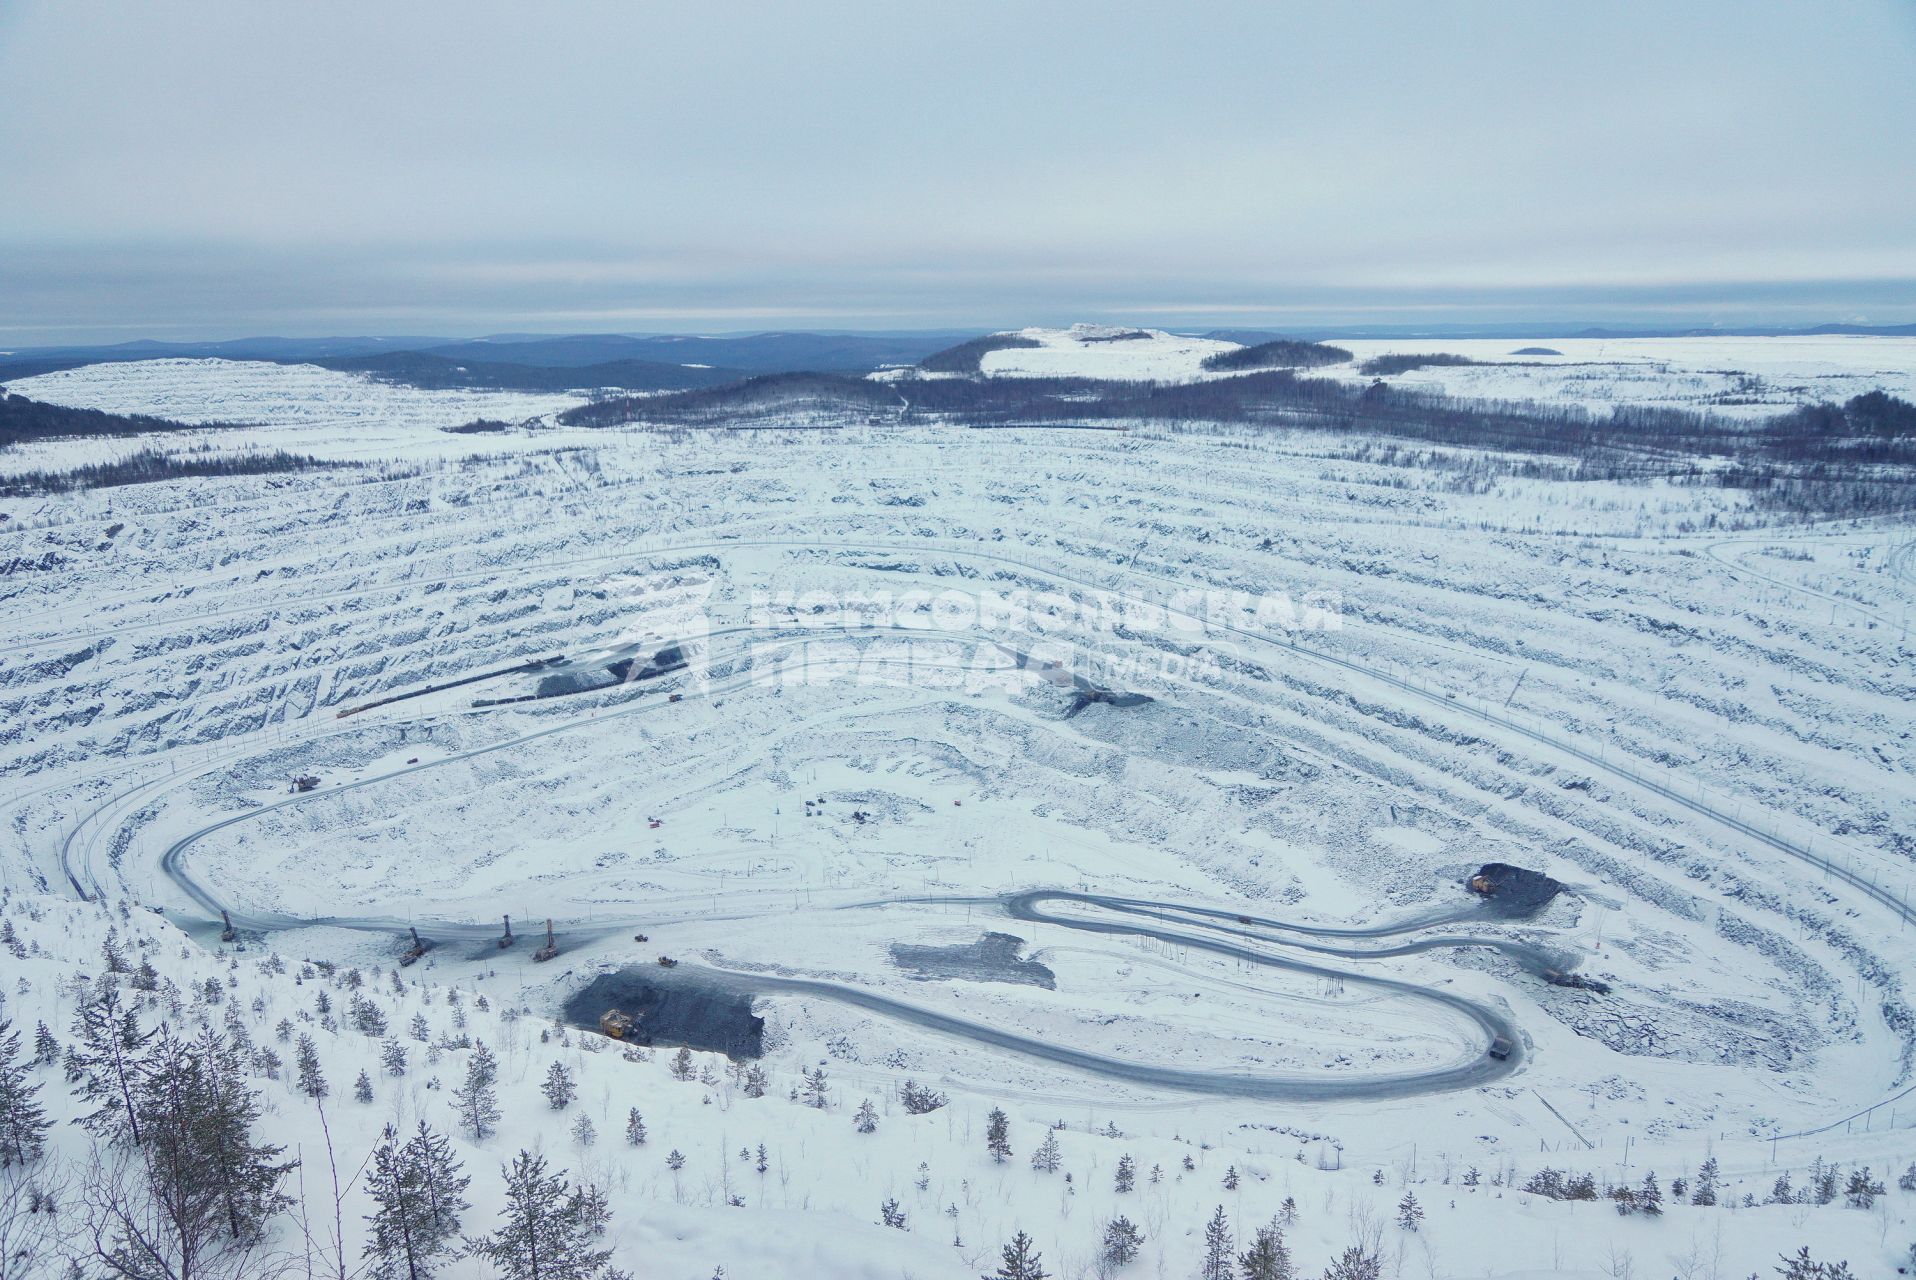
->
left=2, top=348, right=1914, bottom=1277
left=930, top=323, right=1916, bottom=420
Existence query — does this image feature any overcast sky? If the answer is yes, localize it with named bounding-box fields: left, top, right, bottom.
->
left=2, top=0, right=1913, bottom=343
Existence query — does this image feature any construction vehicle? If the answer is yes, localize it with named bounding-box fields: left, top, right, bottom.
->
left=598, top=1008, right=635, bottom=1040
left=668, top=692, right=683, bottom=703
left=532, top=918, right=559, bottom=963
left=1487, top=1035, right=1515, bottom=1061
left=633, top=932, right=649, bottom=943
left=656, top=955, right=678, bottom=968
left=399, top=926, right=427, bottom=966
left=1469, top=873, right=1494, bottom=895
left=291, top=775, right=319, bottom=794
left=219, top=909, right=237, bottom=944
left=498, top=915, right=515, bottom=948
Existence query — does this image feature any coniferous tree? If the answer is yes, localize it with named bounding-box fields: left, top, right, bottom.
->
left=985, top=1229, right=1048, bottom=1280
left=570, top=1115, right=595, bottom=1149
left=382, top=1039, right=408, bottom=1077
left=669, top=1048, right=695, bottom=1082
left=1200, top=1205, right=1234, bottom=1280
left=1690, top=1156, right=1718, bottom=1206
left=1842, top=1166, right=1883, bottom=1209
left=0, top=1019, right=50, bottom=1167
left=355, top=1070, right=375, bottom=1104
left=89, top=1024, right=295, bottom=1278
left=1113, top=1154, right=1135, bottom=1193
left=624, top=1109, right=646, bottom=1146
left=1321, top=1245, right=1382, bottom=1280
left=364, top=1121, right=471, bottom=1280
left=1099, top=1216, right=1144, bottom=1269
left=68, top=979, right=153, bottom=1144
left=1238, top=1220, right=1292, bottom=1280
left=295, top=1034, right=328, bottom=1100
left=878, top=1197, right=906, bottom=1229
left=741, top=1064, right=767, bottom=1098
left=1029, top=1131, right=1061, bottom=1174
left=854, top=1099, right=878, bottom=1134
left=1395, top=1191, right=1422, bottom=1232
left=465, top=1151, right=618, bottom=1280
left=453, top=1044, right=502, bottom=1141
left=542, top=1062, right=576, bottom=1110
left=1638, top=1172, right=1662, bottom=1216
left=1223, top=1165, right=1239, bottom=1191
left=986, top=1108, right=1012, bottom=1163
left=801, top=1066, right=829, bottom=1109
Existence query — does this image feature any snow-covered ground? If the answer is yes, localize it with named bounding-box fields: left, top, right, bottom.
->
left=0, top=357, right=591, bottom=477
left=1319, top=335, right=1916, bottom=418
left=2, top=347, right=1914, bottom=1276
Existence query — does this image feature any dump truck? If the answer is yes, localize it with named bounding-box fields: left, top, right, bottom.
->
left=1487, top=1035, right=1515, bottom=1061
left=598, top=1008, right=635, bottom=1040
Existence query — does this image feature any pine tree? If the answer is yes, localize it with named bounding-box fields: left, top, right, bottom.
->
left=1278, top=1196, right=1295, bottom=1225
left=1775, top=1246, right=1857, bottom=1279
left=742, top=1063, right=768, bottom=1097
left=1114, top=1153, right=1135, bottom=1193
left=802, top=1066, right=829, bottom=1108
left=1321, top=1245, right=1382, bottom=1280
left=1639, top=1171, right=1662, bottom=1216
left=1200, top=1205, right=1234, bottom=1280
left=0, top=1019, right=50, bottom=1167
left=1843, top=1166, right=1883, bottom=1209
left=1223, top=1164, right=1239, bottom=1191
left=986, top=1107, right=1012, bottom=1163
left=32, top=1022, right=57, bottom=1066
left=1395, top=1191, right=1423, bottom=1232
left=453, top=1043, right=502, bottom=1141
left=1029, top=1131, right=1061, bottom=1174
left=464, top=1150, right=617, bottom=1280
left=354, top=1070, right=375, bottom=1103
left=571, top=1114, right=596, bottom=1148
left=382, top=1038, right=408, bottom=1077
left=364, top=1121, right=470, bottom=1280
left=879, top=1197, right=907, bottom=1229
left=294, top=1033, right=328, bottom=1100
left=92, top=1024, right=295, bottom=1277
left=624, top=1109, right=647, bottom=1146
left=1100, top=1216, right=1144, bottom=1268
left=410, top=1013, right=431, bottom=1043
left=68, top=978, right=153, bottom=1144
left=1691, top=1156, right=1718, bottom=1206
left=1237, top=1220, right=1292, bottom=1280
left=670, top=1047, right=695, bottom=1081
left=543, top=1062, right=577, bottom=1110
left=985, top=1229, right=1048, bottom=1280
left=854, top=1098, right=878, bottom=1133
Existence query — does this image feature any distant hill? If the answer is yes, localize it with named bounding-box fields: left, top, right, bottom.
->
left=312, top=351, right=748, bottom=393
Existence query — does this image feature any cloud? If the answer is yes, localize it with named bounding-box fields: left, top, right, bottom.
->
left=1, top=0, right=1912, bottom=340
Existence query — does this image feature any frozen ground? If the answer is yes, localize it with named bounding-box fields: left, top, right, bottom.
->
left=2, top=347, right=1914, bottom=1276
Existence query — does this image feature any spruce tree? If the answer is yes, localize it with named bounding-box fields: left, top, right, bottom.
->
left=365, top=1121, right=471, bottom=1280
left=1029, top=1131, right=1061, bottom=1174
left=1691, top=1155, right=1718, bottom=1206
left=0, top=1019, right=50, bottom=1167
left=355, top=1070, right=375, bottom=1104
left=382, top=1039, right=408, bottom=1077
left=1395, top=1191, right=1422, bottom=1232
left=1200, top=1205, right=1234, bottom=1280
left=543, top=1062, right=577, bottom=1110
left=986, top=1107, right=1011, bottom=1163
left=1238, top=1220, right=1292, bottom=1280
left=295, top=1033, right=328, bottom=1100
left=1099, top=1216, right=1144, bottom=1268
left=1321, top=1245, right=1382, bottom=1280
left=1639, top=1171, right=1662, bottom=1216
left=465, top=1150, right=618, bottom=1280
left=453, top=1044, right=502, bottom=1141
left=1114, top=1153, right=1135, bottom=1193
left=68, top=978, right=153, bottom=1144
left=624, top=1109, right=646, bottom=1146
left=854, top=1099, right=878, bottom=1133
left=985, top=1229, right=1048, bottom=1280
